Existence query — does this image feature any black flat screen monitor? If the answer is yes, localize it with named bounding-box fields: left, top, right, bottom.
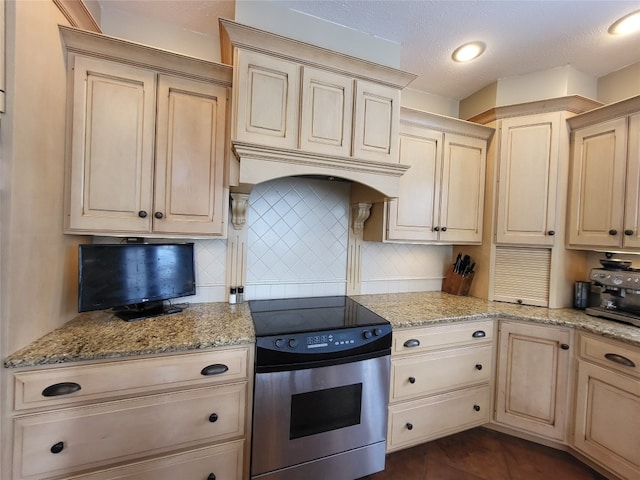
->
left=78, top=243, right=196, bottom=321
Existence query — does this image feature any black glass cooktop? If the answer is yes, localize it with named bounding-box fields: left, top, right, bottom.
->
left=249, top=296, right=389, bottom=337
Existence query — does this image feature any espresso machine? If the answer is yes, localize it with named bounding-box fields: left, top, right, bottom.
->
left=586, top=262, right=640, bottom=327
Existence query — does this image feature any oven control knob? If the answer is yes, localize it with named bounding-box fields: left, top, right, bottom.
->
left=373, top=328, right=383, bottom=336
left=274, top=338, right=285, bottom=349
left=363, top=330, right=372, bottom=339
left=288, top=338, right=299, bottom=349
left=613, top=276, right=623, bottom=285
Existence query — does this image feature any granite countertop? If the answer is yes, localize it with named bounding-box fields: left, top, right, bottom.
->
left=4, top=292, right=639, bottom=368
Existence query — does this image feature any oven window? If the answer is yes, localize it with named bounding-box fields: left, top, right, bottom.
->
left=289, top=383, right=363, bottom=439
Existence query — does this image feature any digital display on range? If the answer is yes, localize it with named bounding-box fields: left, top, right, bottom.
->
left=306, top=333, right=357, bottom=349
left=306, top=334, right=330, bottom=349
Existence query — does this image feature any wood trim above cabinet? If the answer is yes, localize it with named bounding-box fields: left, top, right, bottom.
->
left=567, top=95, right=640, bottom=131
left=400, top=107, right=494, bottom=141
left=467, top=96, right=602, bottom=125
left=53, top=0, right=101, bottom=32
left=219, top=18, right=416, bottom=89
left=60, top=26, right=232, bottom=86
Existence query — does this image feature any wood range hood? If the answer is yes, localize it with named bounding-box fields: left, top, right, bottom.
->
left=219, top=19, right=417, bottom=201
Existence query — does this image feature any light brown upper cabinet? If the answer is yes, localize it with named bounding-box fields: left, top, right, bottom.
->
left=496, top=113, right=563, bottom=246
left=61, top=26, right=232, bottom=237
left=361, top=109, right=493, bottom=244
left=568, top=97, right=640, bottom=250
left=220, top=19, right=415, bottom=198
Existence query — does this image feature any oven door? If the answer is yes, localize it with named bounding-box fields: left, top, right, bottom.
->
left=251, top=354, right=390, bottom=477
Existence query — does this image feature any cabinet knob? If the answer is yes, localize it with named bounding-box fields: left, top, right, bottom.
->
left=433, top=226, right=440, bottom=232
left=441, top=226, right=447, bottom=232
left=209, top=413, right=219, bottom=423
left=138, top=210, right=147, bottom=218
left=50, top=442, right=64, bottom=454
left=560, top=343, right=570, bottom=350
left=473, top=405, right=481, bottom=412
left=625, top=229, right=634, bottom=236
left=154, top=211, right=164, bottom=219
left=608, top=229, right=618, bottom=236
left=475, top=364, right=483, bottom=370
left=472, top=330, right=486, bottom=338
left=403, top=339, right=421, bottom=348
left=408, top=376, right=416, bottom=384
left=200, top=364, right=229, bottom=376
left=208, top=474, right=216, bottom=480
left=42, top=382, right=81, bottom=397
left=547, top=230, right=555, bottom=236
left=406, top=423, right=413, bottom=430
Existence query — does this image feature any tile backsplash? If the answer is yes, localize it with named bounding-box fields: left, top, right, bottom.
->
left=187, top=176, right=450, bottom=303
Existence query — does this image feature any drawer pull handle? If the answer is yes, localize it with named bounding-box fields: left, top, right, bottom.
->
left=42, top=382, right=81, bottom=397
left=605, top=353, right=636, bottom=368
left=473, top=405, right=481, bottom=412
left=475, top=364, right=483, bottom=370
left=209, top=413, right=219, bottom=423
left=406, top=423, right=413, bottom=431
left=403, top=339, right=420, bottom=348
left=50, top=442, right=64, bottom=454
left=208, top=474, right=216, bottom=480
left=201, top=364, right=229, bottom=376
left=472, top=330, right=486, bottom=338
left=408, top=376, right=416, bottom=384
left=560, top=343, right=570, bottom=350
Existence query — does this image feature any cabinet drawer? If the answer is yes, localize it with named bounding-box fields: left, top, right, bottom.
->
left=387, top=385, right=490, bottom=452
left=391, top=345, right=491, bottom=402
left=392, top=320, right=493, bottom=355
left=68, top=440, right=244, bottom=480
left=13, top=383, right=246, bottom=480
left=14, top=347, right=249, bottom=411
left=579, top=334, right=640, bottom=379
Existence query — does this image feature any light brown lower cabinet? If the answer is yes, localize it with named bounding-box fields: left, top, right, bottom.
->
left=10, top=346, right=252, bottom=480
left=494, top=320, right=572, bottom=442
left=573, top=334, right=640, bottom=480
left=387, top=320, right=494, bottom=452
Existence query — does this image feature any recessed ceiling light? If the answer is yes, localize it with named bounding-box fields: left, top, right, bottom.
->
left=451, top=41, right=486, bottom=63
left=608, top=9, right=640, bottom=35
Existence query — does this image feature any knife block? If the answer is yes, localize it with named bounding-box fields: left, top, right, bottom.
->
left=442, top=266, right=475, bottom=296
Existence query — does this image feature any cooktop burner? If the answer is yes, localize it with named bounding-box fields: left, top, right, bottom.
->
left=249, top=296, right=389, bottom=337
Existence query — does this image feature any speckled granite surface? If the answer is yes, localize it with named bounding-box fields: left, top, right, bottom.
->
left=352, top=292, right=640, bottom=347
left=3, top=302, right=255, bottom=368
left=4, top=292, right=639, bottom=368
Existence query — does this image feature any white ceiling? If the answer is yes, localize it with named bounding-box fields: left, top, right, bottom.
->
left=96, top=0, right=640, bottom=100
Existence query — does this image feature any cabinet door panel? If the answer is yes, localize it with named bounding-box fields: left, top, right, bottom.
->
left=353, top=80, right=399, bottom=163
left=68, top=440, right=244, bottom=480
left=68, top=56, right=155, bottom=232
left=387, top=385, right=489, bottom=452
left=495, top=321, right=570, bottom=441
left=13, top=384, right=245, bottom=480
left=624, top=113, right=640, bottom=248
left=154, top=75, right=228, bottom=235
left=386, top=127, right=441, bottom=241
left=574, top=360, right=640, bottom=480
left=300, top=67, right=353, bottom=157
left=439, top=133, right=486, bottom=243
left=496, top=114, right=559, bottom=245
left=568, top=117, right=627, bottom=247
left=233, top=51, right=299, bottom=149
left=391, top=345, right=491, bottom=401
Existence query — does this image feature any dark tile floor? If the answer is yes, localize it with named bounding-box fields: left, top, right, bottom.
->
left=362, top=428, right=608, bottom=480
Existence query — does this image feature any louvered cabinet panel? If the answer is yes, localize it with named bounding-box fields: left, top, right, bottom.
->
left=493, top=247, right=551, bottom=307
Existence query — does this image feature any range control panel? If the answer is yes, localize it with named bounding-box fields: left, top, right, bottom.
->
left=256, top=323, right=393, bottom=355
left=590, top=268, right=640, bottom=289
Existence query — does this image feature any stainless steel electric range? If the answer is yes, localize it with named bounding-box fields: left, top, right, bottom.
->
left=249, top=295, right=392, bottom=480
